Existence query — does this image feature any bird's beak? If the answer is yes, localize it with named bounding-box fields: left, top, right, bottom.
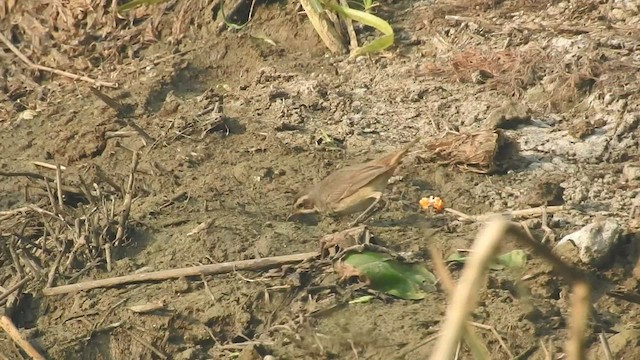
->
left=286, top=207, right=319, bottom=222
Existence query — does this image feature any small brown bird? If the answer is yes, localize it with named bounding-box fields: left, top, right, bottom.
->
left=288, top=137, right=419, bottom=225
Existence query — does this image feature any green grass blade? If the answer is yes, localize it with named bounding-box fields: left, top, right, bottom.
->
left=329, top=4, right=392, bottom=35
left=321, top=1, right=394, bottom=57
left=352, top=33, right=393, bottom=57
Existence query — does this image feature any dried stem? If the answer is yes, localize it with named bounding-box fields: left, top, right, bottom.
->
left=567, top=281, right=590, bottom=360
left=428, top=247, right=492, bottom=360
left=444, top=205, right=566, bottom=223
left=89, top=87, right=124, bottom=112
left=430, top=220, right=510, bottom=360
left=298, top=0, right=347, bottom=54
left=31, top=161, right=66, bottom=171
left=43, top=251, right=318, bottom=296
left=120, top=118, right=156, bottom=146
left=0, top=315, right=46, bottom=360
left=47, top=240, right=68, bottom=288
left=114, top=150, right=139, bottom=247
left=8, top=239, right=25, bottom=278
left=19, top=250, right=44, bottom=280
left=0, top=31, right=117, bottom=88
left=44, top=178, right=59, bottom=215
left=0, top=277, right=30, bottom=303
left=598, top=332, right=613, bottom=360
left=338, top=0, right=358, bottom=50
left=93, top=165, right=123, bottom=195
left=56, top=162, right=64, bottom=209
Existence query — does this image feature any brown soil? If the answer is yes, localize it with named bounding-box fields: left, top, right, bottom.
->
left=2, top=0, right=640, bottom=359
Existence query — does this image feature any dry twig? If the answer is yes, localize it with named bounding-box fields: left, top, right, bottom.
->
left=598, top=332, right=613, bottom=360
left=43, top=251, right=318, bottom=296
left=0, top=315, right=46, bottom=360
left=0, top=277, right=30, bottom=303
left=31, top=161, right=66, bottom=171
left=444, top=205, right=566, bottom=223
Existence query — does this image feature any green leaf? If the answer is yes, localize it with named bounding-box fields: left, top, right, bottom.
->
left=446, top=250, right=527, bottom=271
left=321, top=0, right=394, bottom=57
left=218, top=0, right=251, bottom=30
left=118, top=0, right=168, bottom=12
left=338, top=250, right=436, bottom=300
left=496, top=249, right=527, bottom=269
left=349, top=295, right=374, bottom=304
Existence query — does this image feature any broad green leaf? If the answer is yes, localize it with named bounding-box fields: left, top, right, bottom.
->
left=118, top=0, right=168, bottom=12
left=338, top=250, right=436, bottom=300
left=321, top=1, right=394, bottom=57
left=446, top=250, right=527, bottom=271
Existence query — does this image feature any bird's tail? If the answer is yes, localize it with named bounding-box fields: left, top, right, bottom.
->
left=381, top=136, right=421, bottom=167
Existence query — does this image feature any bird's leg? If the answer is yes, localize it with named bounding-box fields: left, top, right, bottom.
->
left=540, top=204, right=556, bottom=244
left=349, top=194, right=386, bottom=227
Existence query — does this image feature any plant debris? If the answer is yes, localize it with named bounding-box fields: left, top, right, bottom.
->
left=334, top=245, right=437, bottom=300
left=421, top=129, right=518, bottom=174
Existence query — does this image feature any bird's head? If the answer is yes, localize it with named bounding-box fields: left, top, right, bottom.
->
left=287, top=193, right=320, bottom=220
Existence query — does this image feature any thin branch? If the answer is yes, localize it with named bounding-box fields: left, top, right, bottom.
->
left=444, top=205, right=567, bottom=223
left=598, top=332, right=613, bottom=360
left=0, top=277, right=30, bottom=303
left=43, top=251, right=318, bottom=296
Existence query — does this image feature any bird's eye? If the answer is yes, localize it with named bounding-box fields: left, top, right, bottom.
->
left=296, top=202, right=304, bottom=209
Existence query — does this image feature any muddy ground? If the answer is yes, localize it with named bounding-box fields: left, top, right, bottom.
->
left=1, top=0, right=640, bottom=359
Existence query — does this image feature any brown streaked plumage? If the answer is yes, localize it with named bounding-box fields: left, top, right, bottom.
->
left=289, top=137, right=419, bottom=225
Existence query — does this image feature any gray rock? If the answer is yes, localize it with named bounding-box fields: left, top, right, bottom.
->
left=554, top=218, right=622, bottom=267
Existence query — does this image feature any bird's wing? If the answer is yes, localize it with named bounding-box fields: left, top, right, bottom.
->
left=316, top=137, right=419, bottom=207
left=321, top=163, right=393, bottom=203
